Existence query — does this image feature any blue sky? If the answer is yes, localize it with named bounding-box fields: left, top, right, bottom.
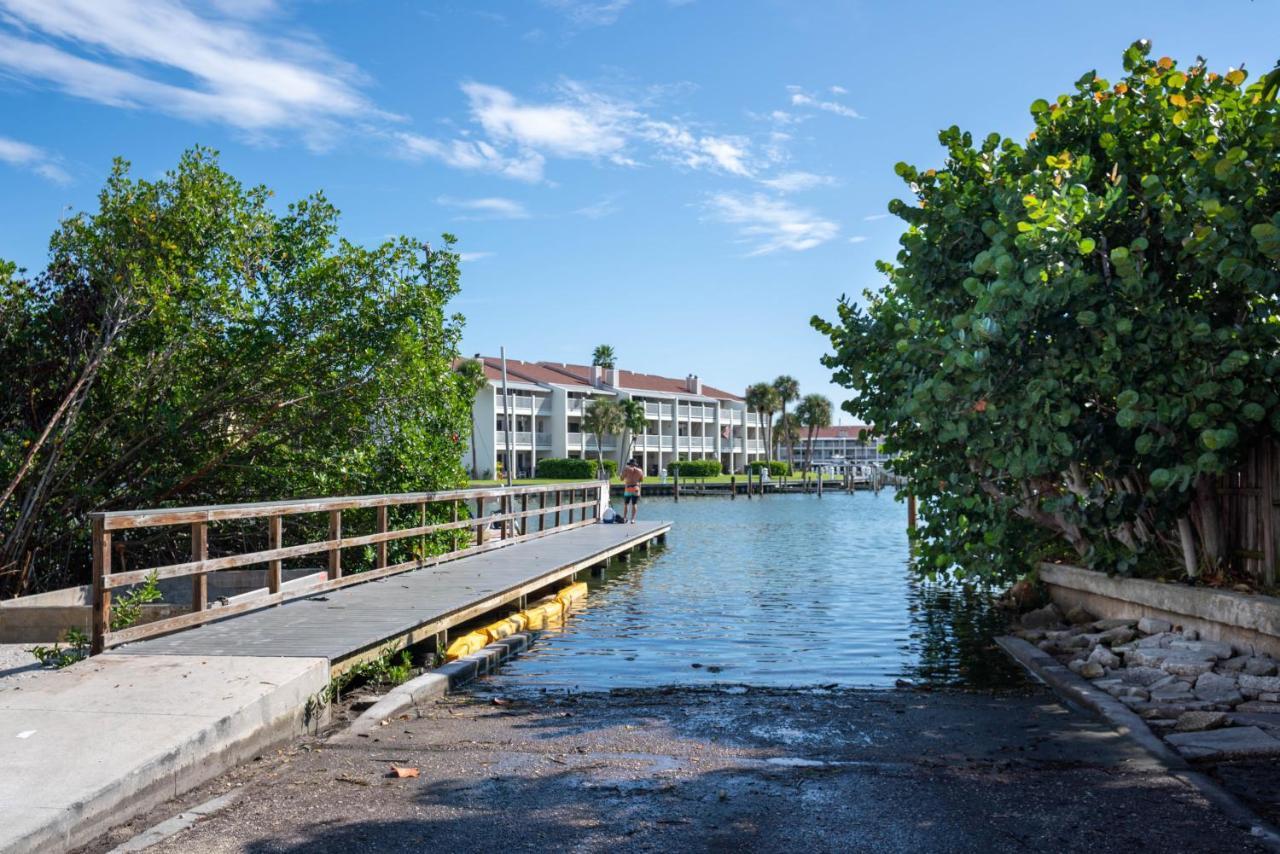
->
left=1, top=1, right=1276, bottom=416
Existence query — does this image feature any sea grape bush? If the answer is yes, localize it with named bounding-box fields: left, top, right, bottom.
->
left=815, top=42, right=1280, bottom=583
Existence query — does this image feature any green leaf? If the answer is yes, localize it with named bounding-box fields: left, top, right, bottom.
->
left=1078, top=237, right=1096, bottom=254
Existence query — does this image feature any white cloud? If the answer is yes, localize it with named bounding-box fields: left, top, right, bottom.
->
left=542, top=0, right=632, bottom=26
left=759, top=171, right=835, bottom=193
left=705, top=193, right=838, bottom=255
left=437, top=196, right=530, bottom=219
left=830, top=85, right=847, bottom=95
left=574, top=195, right=621, bottom=218
left=459, top=251, right=494, bottom=262
left=787, top=86, right=861, bottom=120
left=848, top=235, right=868, bottom=244
left=0, top=136, right=70, bottom=183
left=405, top=79, right=766, bottom=182
left=0, top=0, right=383, bottom=148
left=398, top=133, right=546, bottom=182
left=863, top=213, right=891, bottom=221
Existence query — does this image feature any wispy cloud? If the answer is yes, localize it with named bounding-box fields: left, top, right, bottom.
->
left=0, top=0, right=384, bottom=148
left=459, top=251, right=494, bottom=262
left=542, top=0, right=632, bottom=26
left=705, top=193, right=838, bottom=255
left=848, top=235, right=868, bottom=244
left=437, top=195, right=530, bottom=219
left=574, top=195, right=622, bottom=218
left=787, top=85, right=861, bottom=120
left=830, top=85, right=847, bottom=95
left=863, top=212, right=891, bottom=221
left=758, top=171, right=835, bottom=193
left=0, top=136, right=70, bottom=183
left=403, top=79, right=764, bottom=183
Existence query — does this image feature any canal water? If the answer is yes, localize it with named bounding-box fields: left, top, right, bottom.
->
left=489, top=489, right=1023, bottom=692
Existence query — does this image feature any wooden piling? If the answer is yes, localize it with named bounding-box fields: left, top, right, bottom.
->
left=673, top=469, right=680, bottom=502
left=907, top=491, right=917, bottom=532
left=730, top=475, right=736, bottom=499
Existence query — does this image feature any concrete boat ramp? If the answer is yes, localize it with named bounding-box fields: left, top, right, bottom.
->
left=0, top=519, right=668, bottom=853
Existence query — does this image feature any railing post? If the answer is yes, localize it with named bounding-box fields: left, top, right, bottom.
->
left=731, top=474, right=736, bottom=499
left=91, top=516, right=111, bottom=654
left=328, top=510, right=342, bottom=579
left=267, top=516, right=282, bottom=595
left=554, top=490, right=562, bottom=530
left=521, top=493, right=529, bottom=537
left=500, top=493, right=510, bottom=540
left=446, top=501, right=455, bottom=553
left=538, top=490, right=547, bottom=532
left=596, top=481, right=607, bottom=520
left=191, top=521, right=208, bottom=613
left=376, top=505, right=388, bottom=569
left=475, top=497, right=486, bottom=546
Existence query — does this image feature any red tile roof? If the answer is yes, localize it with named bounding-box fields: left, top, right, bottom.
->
left=483, top=357, right=592, bottom=387
left=803, top=425, right=873, bottom=440
left=537, top=363, right=744, bottom=402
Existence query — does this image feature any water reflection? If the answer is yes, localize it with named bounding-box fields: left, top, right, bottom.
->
left=487, top=490, right=1023, bottom=692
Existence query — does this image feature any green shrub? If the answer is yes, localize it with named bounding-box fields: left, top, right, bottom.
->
left=668, top=459, right=721, bottom=478
left=535, top=457, right=615, bottom=479
left=749, top=460, right=791, bottom=476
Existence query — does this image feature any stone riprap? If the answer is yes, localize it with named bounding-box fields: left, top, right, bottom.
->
left=1015, top=605, right=1280, bottom=759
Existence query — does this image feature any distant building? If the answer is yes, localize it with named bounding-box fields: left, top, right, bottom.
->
left=782, top=425, right=891, bottom=471
left=462, top=357, right=768, bottom=479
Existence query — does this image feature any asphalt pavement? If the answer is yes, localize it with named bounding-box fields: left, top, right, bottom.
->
left=80, top=683, right=1268, bottom=853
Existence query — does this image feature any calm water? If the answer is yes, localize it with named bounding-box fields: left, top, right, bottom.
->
left=488, top=489, right=1022, bottom=691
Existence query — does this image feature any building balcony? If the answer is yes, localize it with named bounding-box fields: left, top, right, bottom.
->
left=535, top=432, right=552, bottom=448
left=644, top=402, right=674, bottom=418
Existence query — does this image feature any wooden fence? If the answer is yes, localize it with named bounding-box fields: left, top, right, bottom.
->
left=89, top=482, right=605, bottom=653
left=1220, top=441, right=1278, bottom=586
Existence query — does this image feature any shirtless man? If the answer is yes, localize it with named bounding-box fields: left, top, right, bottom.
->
left=620, top=458, right=644, bottom=523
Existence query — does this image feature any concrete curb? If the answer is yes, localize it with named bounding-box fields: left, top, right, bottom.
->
left=998, top=635, right=1280, bottom=851
left=334, top=633, right=532, bottom=741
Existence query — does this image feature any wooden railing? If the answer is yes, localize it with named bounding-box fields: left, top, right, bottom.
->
left=89, top=482, right=606, bottom=653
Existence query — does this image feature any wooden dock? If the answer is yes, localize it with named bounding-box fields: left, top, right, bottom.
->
left=90, top=482, right=667, bottom=671
left=110, top=521, right=667, bottom=671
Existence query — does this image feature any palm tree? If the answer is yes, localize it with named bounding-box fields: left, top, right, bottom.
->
left=797, top=394, right=833, bottom=474
left=618, top=398, right=647, bottom=465
left=745, top=382, right=782, bottom=463
left=455, top=358, right=489, bottom=478
left=772, top=375, right=800, bottom=472
left=582, top=398, right=625, bottom=478
left=591, top=345, right=616, bottom=369
left=774, top=413, right=800, bottom=465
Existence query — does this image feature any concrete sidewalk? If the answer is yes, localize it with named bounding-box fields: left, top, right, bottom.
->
left=0, top=654, right=328, bottom=853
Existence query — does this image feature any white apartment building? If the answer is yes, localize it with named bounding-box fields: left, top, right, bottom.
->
left=463, top=357, right=768, bottom=479
left=781, top=425, right=893, bottom=472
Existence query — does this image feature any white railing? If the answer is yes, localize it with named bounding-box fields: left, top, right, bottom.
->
left=581, top=432, right=616, bottom=450
left=535, top=432, right=552, bottom=448
left=567, top=398, right=585, bottom=414
left=514, top=431, right=533, bottom=445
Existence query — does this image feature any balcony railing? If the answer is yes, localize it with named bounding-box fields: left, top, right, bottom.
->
left=567, top=398, right=585, bottom=414
left=535, top=432, right=552, bottom=448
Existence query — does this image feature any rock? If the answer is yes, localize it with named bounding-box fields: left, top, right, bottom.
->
left=1183, top=629, right=1199, bottom=641
left=1151, top=683, right=1196, bottom=703
left=1088, top=646, right=1120, bottom=670
left=1068, top=659, right=1086, bottom=675
left=1245, top=657, right=1279, bottom=678
left=1146, top=718, right=1178, bottom=729
left=1036, top=639, right=1055, bottom=652
left=1219, top=656, right=1250, bottom=673
left=1122, top=666, right=1172, bottom=687
left=1065, top=604, right=1094, bottom=625
left=1239, top=674, right=1280, bottom=697
left=1138, top=617, right=1173, bottom=635
left=1078, top=661, right=1105, bottom=679
left=1013, top=628, right=1047, bottom=642
left=1098, top=626, right=1136, bottom=646
left=1261, top=693, right=1280, bottom=704
left=1168, top=639, right=1235, bottom=660
left=1148, top=674, right=1182, bottom=691
left=1021, top=603, right=1064, bottom=630
left=1174, top=710, right=1229, bottom=732
left=1163, top=656, right=1217, bottom=678
left=1236, top=701, right=1280, bottom=714
left=1122, top=687, right=1150, bottom=701
left=1193, top=672, right=1244, bottom=706
left=1166, top=726, right=1280, bottom=760
left=1136, top=632, right=1176, bottom=649
left=1092, top=618, right=1138, bottom=631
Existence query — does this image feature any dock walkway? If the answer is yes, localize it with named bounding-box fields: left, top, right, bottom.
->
left=110, top=520, right=669, bottom=667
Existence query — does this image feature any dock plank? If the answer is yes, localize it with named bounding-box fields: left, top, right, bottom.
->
left=109, top=521, right=668, bottom=663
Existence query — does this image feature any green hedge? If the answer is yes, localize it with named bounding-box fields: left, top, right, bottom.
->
left=536, top=457, right=617, bottom=479
left=749, top=460, right=791, bottom=476
left=667, top=459, right=721, bottom=478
